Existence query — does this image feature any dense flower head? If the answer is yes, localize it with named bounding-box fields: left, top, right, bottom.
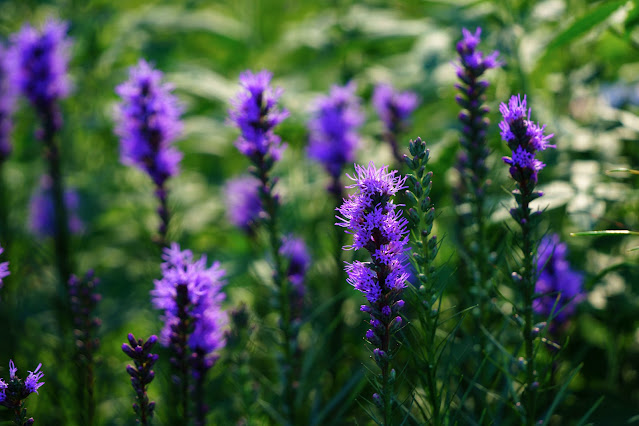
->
left=533, top=234, right=585, bottom=324
left=151, top=243, right=227, bottom=355
left=28, top=174, right=83, bottom=238
left=0, top=245, right=9, bottom=289
left=500, top=95, right=555, bottom=183
left=11, top=18, right=71, bottom=109
left=455, top=27, right=501, bottom=79
left=337, top=162, right=410, bottom=303
left=229, top=70, right=289, bottom=161
left=115, top=59, right=183, bottom=187
left=372, top=83, right=418, bottom=133
left=307, top=82, right=364, bottom=179
left=0, top=360, right=44, bottom=407
left=0, top=43, right=17, bottom=161
left=224, top=175, right=263, bottom=232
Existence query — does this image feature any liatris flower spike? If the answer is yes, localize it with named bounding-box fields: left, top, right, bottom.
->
left=28, top=175, right=83, bottom=238
left=223, top=175, right=263, bottom=234
left=499, top=94, right=554, bottom=425
left=151, top=243, right=226, bottom=423
left=115, top=60, right=183, bottom=244
left=0, top=245, right=9, bottom=290
left=0, top=43, right=17, bottom=162
left=373, top=83, right=418, bottom=165
left=337, top=162, right=409, bottom=423
left=122, top=334, right=159, bottom=426
left=0, top=360, right=44, bottom=426
left=534, top=234, right=585, bottom=327
left=308, top=82, right=363, bottom=196
left=11, top=18, right=71, bottom=132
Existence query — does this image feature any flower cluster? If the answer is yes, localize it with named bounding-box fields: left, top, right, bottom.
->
left=28, top=174, right=83, bottom=238
left=533, top=234, right=585, bottom=325
left=151, top=243, right=227, bottom=362
left=0, top=43, right=17, bottom=161
left=455, top=28, right=500, bottom=80
left=0, top=360, right=44, bottom=423
left=224, top=175, right=263, bottom=233
left=0, top=245, right=9, bottom=290
left=229, top=70, right=289, bottom=161
left=308, top=82, right=363, bottom=181
left=11, top=18, right=70, bottom=129
left=69, top=271, right=101, bottom=356
left=500, top=95, right=554, bottom=184
left=373, top=83, right=418, bottom=136
left=337, top=162, right=409, bottom=348
left=115, top=60, right=183, bottom=187
left=122, top=334, right=159, bottom=424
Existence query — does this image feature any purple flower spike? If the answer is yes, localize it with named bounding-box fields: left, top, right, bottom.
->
left=373, top=83, right=418, bottom=134
left=28, top=174, right=83, bottom=238
left=0, top=43, right=18, bottom=161
left=122, top=334, right=158, bottom=424
left=0, top=245, right=9, bottom=290
left=456, top=28, right=501, bottom=78
left=0, top=359, right=44, bottom=419
left=115, top=59, right=183, bottom=187
left=337, top=162, right=409, bottom=361
left=11, top=18, right=71, bottom=111
left=308, top=82, right=363, bottom=180
left=224, top=175, right=263, bottom=232
left=533, top=235, right=585, bottom=326
left=499, top=94, right=554, bottom=184
left=229, top=70, right=289, bottom=161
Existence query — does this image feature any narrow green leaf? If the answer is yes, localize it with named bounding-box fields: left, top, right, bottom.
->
left=571, top=230, right=639, bottom=236
left=576, top=396, right=604, bottom=426
left=544, top=0, right=627, bottom=53
left=606, top=168, right=639, bottom=175
left=541, top=364, right=583, bottom=426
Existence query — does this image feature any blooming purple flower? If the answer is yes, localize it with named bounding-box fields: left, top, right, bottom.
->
left=372, top=83, right=418, bottom=134
left=0, top=245, right=9, bottom=289
left=0, top=43, right=17, bottom=161
left=28, top=174, right=83, bottom=238
left=151, top=243, right=227, bottom=356
left=455, top=28, right=501, bottom=79
left=11, top=18, right=70, bottom=133
left=24, top=364, right=44, bottom=395
left=307, top=82, right=363, bottom=179
left=500, top=95, right=555, bottom=184
left=533, top=235, right=585, bottom=325
left=0, top=360, right=44, bottom=408
left=229, top=70, right=289, bottom=161
left=224, top=175, right=263, bottom=232
left=337, top=162, right=409, bottom=350
left=115, top=60, right=183, bottom=187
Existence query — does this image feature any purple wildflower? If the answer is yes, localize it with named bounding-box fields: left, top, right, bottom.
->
left=122, top=334, right=158, bottom=424
left=151, top=243, right=227, bottom=357
left=0, top=360, right=44, bottom=413
left=500, top=95, right=555, bottom=184
left=533, top=235, right=585, bottom=325
left=307, top=82, right=363, bottom=180
left=24, top=364, right=44, bottom=395
left=229, top=70, right=289, bottom=161
left=115, top=59, right=183, bottom=187
left=373, top=83, right=418, bottom=135
left=280, top=235, right=311, bottom=318
left=337, top=162, right=409, bottom=346
left=28, top=174, right=83, bottom=238
left=456, top=28, right=501, bottom=79
left=11, top=18, right=71, bottom=130
left=0, top=245, right=9, bottom=289
left=0, top=43, right=17, bottom=161
left=224, top=175, right=263, bottom=232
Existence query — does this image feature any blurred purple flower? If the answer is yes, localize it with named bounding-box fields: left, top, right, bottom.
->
left=455, top=28, right=501, bottom=80
left=224, top=175, right=263, bottom=232
left=500, top=95, right=554, bottom=184
left=533, top=234, right=585, bottom=324
left=280, top=235, right=310, bottom=288
left=28, top=175, right=83, bottom=238
left=229, top=70, right=288, bottom=161
left=115, top=59, right=183, bottom=187
left=11, top=18, right=70, bottom=130
left=0, top=43, right=18, bottom=161
left=151, top=243, right=227, bottom=357
left=372, top=83, right=418, bottom=134
left=307, top=82, right=363, bottom=180
left=0, top=245, right=9, bottom=290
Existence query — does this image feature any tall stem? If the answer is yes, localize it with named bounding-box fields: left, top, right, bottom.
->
left=155, top=184, right=169, bottom=247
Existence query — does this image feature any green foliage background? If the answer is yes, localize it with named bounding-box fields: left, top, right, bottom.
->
left=1, top=0, right=639, bottom=424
